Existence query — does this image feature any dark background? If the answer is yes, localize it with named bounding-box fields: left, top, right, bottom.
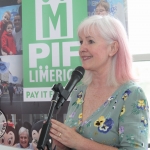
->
left=0, top=0, right=18, bottom=7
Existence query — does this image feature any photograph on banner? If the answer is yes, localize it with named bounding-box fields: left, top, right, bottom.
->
left=0, top=55, right=23, bottom=148
left=0, top=55, right=22, bottom=103
left=88, top=0, right=127, bottom=32
left=0, top=4, right=22, bottom=56
left=0, top=1, right=27, bottom=149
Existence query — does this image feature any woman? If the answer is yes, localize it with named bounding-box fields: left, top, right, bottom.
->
left=50, top=15, right=149, bottom=150
left=14, top=127, right=34, bottom=149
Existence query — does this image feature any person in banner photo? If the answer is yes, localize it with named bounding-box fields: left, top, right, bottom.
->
left=14, top=127, right=34, bottom=150
left=88, top=0, right=127, bottom=30
left=1, top=21, right=17, bottom=55
left=0, top=11, right=11, bottom=55
left=49, top=15, right=149, bottom=150
left=12, top=13, right=22, bottom=55
left=95, top=0, right=110, bottom=16
left=8, top=83, right=15, bottom=105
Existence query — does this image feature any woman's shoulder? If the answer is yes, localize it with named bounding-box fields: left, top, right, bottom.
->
left=120, top=81, right=147, bottom=101
left=120, top=81, right=144, bottom=92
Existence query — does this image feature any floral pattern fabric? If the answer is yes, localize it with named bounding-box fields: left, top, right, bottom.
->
left=65, top=81, right=149, bottom=150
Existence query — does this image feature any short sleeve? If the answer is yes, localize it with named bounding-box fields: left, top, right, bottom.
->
left=118, top=86, right=149, bottom=150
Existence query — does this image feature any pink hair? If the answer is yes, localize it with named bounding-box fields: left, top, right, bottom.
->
left=110, top=18, right=134, bottom=85
left=78, top=15, right=135, bottom=86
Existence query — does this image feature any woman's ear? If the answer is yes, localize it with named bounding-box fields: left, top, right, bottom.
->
left=109, top=41, right=119, bottom=56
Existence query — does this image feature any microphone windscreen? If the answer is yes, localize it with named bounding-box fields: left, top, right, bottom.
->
left=72, top=66, right=85, bottom=79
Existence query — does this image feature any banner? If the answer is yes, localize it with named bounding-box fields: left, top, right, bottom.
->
left=23, top=0, right=87, bottom=101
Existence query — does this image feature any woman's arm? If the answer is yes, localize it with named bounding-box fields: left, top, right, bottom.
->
left=118, top=86, right=149, bottom=150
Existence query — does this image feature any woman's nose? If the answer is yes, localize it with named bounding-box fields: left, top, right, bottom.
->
left=79, top=45, right=88, bottom=53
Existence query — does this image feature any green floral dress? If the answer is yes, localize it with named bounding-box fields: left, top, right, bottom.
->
left=65, top=81, right=149, bottom=150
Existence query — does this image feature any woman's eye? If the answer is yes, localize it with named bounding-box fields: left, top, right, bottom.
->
left=79, top=41, right=83, bottom=45
left=88, top=40, right=94, bottom=44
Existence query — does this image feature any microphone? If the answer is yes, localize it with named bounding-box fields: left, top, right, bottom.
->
left=56, top=66, right=85, bottom=109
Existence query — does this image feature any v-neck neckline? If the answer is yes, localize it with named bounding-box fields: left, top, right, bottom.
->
left=79, top=81, right=133, bottom=126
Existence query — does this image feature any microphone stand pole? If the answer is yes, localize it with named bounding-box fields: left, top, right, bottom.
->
left=37, top=83, right=69, bottom=150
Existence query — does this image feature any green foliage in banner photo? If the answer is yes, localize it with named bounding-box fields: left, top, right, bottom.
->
left=22, top=0, right=87, bottom=90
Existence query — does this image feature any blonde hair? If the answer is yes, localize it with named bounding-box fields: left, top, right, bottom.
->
left=4, top=11, right=11, bottom=18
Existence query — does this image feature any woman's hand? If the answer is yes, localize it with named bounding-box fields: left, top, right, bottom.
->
left=50, top=119, right=83, bottom=150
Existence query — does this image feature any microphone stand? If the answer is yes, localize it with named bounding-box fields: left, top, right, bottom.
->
left=37, top=83, right=69, bottom=150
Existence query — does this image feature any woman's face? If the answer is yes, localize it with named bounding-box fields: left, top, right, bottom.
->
left=79, top=30, right=112, bottom=73
left=19, top=132, right=29, bottom=148
left=95, top=5, right=108, bottom=16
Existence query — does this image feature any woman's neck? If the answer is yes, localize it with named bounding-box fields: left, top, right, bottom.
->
left=90, top=73, right=108, bottom=88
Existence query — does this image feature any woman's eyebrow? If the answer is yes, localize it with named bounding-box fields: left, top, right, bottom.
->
left=86, top=36, right=93, bottom=39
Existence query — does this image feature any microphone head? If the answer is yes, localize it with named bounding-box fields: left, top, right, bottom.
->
left=72, top=66, right=85, bottom=80
left=55, top=66, right=85, bottom=109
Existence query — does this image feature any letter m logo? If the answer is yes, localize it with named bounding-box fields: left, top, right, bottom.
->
left=35, top=0, right=73, bottom=40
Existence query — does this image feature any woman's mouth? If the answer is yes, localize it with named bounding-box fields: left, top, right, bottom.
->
left=82, top=56, right=92, bottom=60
